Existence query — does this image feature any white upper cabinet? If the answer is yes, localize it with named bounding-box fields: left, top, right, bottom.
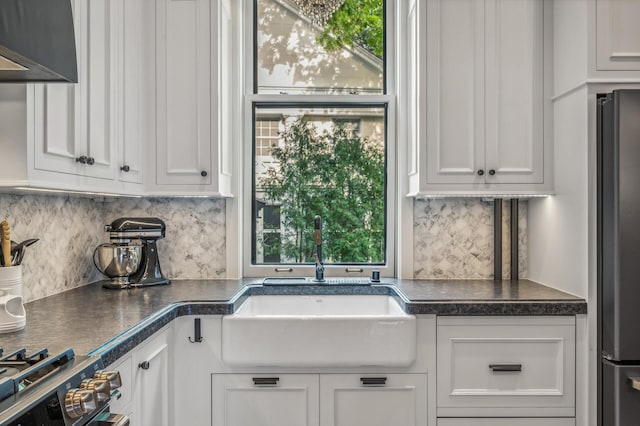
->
left=148, top=0, right=234, bottom=196
left=154, top=0, right=212, bottom=187
left=33, top=0, right=116, bottom=182
left=424, top=0, right=484, bottom=187
left=0, top=0, right=235, bottom=197
left=596, top=0, right=640, bottom=71
left=8, top=0, right=149, bottom=194
left=555, top=0, right=640, bottom=88
left=484, top=0, right=544, bottom=185
left=409, top=0, right=552, bottom=196
left=112, top=0, right=150, bottom=185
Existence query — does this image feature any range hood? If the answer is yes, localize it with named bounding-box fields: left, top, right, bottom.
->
left=0, top=0, right=77, bottom=82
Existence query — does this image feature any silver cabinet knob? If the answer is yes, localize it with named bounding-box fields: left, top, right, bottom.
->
left=64, top=388, right=98, bottom=418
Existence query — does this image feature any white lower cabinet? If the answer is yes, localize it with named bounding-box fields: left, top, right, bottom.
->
left=212, top=374, right=320, bottom=426
left=320, top=374, right=427, bottom=426
left=212, top=373, right=427, bottom=426
left=438, top=419, right=575, bottom=426
left=131, top=327, right=173, bottom=426
left=437, top=316, right=576, bottom=419
left=115, top=314, right=578, bottom=426
left=105, top=325, right=176, bottom=426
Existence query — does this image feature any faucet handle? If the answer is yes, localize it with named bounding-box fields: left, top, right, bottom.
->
left=314, top=216, right=322, bottom=244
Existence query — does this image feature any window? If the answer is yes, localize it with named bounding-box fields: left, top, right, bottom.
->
left=255, top=119, right=280, bottom=156
left=245, top=0, right=395, bottom=277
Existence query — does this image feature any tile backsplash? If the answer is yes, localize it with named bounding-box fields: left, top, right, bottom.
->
left=103, top=198, right=226, bottom=280
left=414, top=198, right=527, bottom=279
left=0, top=194, right=105, bottom=302
left=0, top=194, right=226, bottom=302
left=2, top=194, right=526, bottom=302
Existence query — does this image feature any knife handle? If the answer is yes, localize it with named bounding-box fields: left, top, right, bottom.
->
left=1, top=221, right=11, bottom=267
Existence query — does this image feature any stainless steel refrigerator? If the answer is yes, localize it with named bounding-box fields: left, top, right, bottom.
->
left=598, top=89, right=640, bottom=426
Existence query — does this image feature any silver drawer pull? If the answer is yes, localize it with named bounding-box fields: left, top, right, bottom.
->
left=630, top=377, right=640, bottom=391
left=361, top=377, right=387, bottom=386
left=253, top=377, right=279, bottom=386
left=489, top=364, right=522, bottom=372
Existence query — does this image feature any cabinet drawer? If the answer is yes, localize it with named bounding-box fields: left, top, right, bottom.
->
left=438, top=418, right=574, bottom=426
left=437, top=316, right=575, bottom=417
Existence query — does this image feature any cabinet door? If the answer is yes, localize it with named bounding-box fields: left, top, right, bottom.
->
left=319, top=374, right=427, bottom=426
left=212, top=374, right=320, bottom=426
left=155, top=0, right=212, bottom=186
left=133, top=328, right=172, bottom=426
left=84, top=0, right=116, bottom=180
left=425, top=0, right=485, bottom=185
left=32, top=83, right=81, bottom=175
left=32, top=0, right=82, bottom=176
left=112, top=0, right=149, bottom=184
left=484, top=0, right=544, bottom=184
left=33, top=0, right=115, bottom=180
left=596, top=0, right=640, bottom=71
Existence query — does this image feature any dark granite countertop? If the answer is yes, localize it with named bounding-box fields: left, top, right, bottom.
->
left=0, top=279, right=586, bottom=365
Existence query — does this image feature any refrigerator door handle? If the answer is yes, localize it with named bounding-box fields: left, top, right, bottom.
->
left=629, top=377, right=640, bottom=391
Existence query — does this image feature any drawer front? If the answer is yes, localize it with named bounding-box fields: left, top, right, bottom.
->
left=437, top=316, right=575, bottom=417
left=438, top=418, right=575, bottom=426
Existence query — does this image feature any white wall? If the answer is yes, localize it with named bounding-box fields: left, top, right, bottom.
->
left=528, top=87, right=589, bottom=298
left=528, top=0, right=591, bottom=299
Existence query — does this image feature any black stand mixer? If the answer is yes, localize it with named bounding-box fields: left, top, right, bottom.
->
left=96, top=217, right=171, bottom=289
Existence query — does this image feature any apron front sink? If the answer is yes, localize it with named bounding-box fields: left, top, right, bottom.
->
left=222, top=295, right=416, bottom=367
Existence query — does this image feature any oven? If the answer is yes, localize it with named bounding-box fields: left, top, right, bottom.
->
left=0, top=348, right=128, bottom=425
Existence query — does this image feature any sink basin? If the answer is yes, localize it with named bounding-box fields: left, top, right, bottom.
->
left=222, top=295, right=416, bottom=367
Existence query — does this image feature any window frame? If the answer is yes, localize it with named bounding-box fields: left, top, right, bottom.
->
left=242, top=0, right=397, bottom=278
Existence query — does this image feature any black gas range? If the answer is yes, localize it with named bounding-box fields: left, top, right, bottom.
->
left=0, top=348, right=128, bottom=426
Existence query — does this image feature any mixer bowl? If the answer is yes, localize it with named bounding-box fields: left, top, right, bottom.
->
left=93, top=244, right=142, bottom=285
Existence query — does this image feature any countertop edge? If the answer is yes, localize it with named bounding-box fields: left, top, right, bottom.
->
left=92, top=283, right=587, bottom=366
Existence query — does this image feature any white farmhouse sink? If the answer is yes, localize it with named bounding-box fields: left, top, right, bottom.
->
left=222, top=295, right=416, bottom=367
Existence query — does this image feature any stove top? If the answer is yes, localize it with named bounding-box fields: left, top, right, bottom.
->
left=0, top=348, right=82, bottom=402
left=0, top=347, right=119, bottom=426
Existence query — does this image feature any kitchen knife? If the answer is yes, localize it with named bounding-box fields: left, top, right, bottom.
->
left=0, top=221, right=11, bottom=267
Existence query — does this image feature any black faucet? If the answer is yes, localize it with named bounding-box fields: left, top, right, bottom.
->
left=314, top=215, right=325, bottom=282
